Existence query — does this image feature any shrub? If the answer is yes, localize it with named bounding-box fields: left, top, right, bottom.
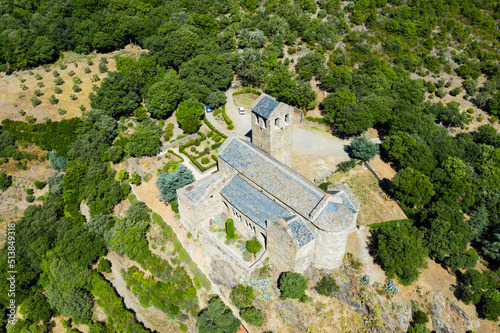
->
left=435, top=88, right=446, bottom=98
left=37, top=82, right=44, bottom=88
left=17, top=76, right=24, bottom=83
left=349, top=137, right=379, bottom=161
left=25, top=115, right=36, bottom=123
left=54, top=86, right=62, bottom=94
left=412, top=309, right=429, bottom=325
left=450, top=87, right=462, bottom=96
left=48, top=151, right=68, bottom=171
left=73, top=84, right=81, bottom=92
left=53, top=77, right=64, bottom=85
left=246, top=237, right=262, bottom=254
left=230, top=285, right=254, bottom=309
left=97, top=259, right=112, bottom=273
left=34, top=89, right=42, bottom=97
left=73, top=76, right=82, bottom=84
left=98, top=63, right=108, bottom=73
left=427, top=84, right=436, bottom=93
left=19, top=83, right=27, bottom=90
left=278, top=272, right=309, bottom=301
left=30, top=96, right=42, bottom=107
left=170, top=198, right=179, bottom=213
left=190, top=146, right=196, bottom=152
left=84, top=67, right=91, bottom=74
left=315, top=275, right=340, bottom=297
left=228, top=124, right=234, bottom=130
left=57, top=108, right=67, bottom=115
left=0, top=172, right=12, bottom=191
left=52, top=70, right=59, bottom=77
left=35, top=73, right=42, bottom=80
left=79, top=104, right=86, bottom=111
left=70, top=94, right=77, bottom=100
left=26, top=194, right=35, bottom=202
left=131, top=172, right=141, bottom=185
left=100, top=57, right=108, bottom=64
left=59, top=62, right=67, bottom=70
left=226, top=218, right=235, bottom=239
left=201, top=157, right=209, bottom=164
left=35, top=180, right=47, bottom=189
left=26, top=188, right=34, bottom=195
left=48, top=95, right=58, bottom=105
left=68, top=70, right=75, bottom=77
left=91, top=74, right=100, bottom=82
left=240, top=307, right=264, bottom=327
left=87, top=58, right=93, bottom=65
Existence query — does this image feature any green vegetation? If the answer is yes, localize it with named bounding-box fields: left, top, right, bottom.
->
left=225, top=218, right=235, bottom=240
left=156, top=164, right=195, bottom=203
left=315, top=275, right=340, bottom=297
left=196, top=297, right=240, bottom=333
left=348, top=136, right=379, bottom=161
left=278, top=272, right=309, bottom=302
left=126, top=119, right=161, bottom=157
left=376, top=224, right=429, bottom=285
left=246, top=237, right=262, bottom=255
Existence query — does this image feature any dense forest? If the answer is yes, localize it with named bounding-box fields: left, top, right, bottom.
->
left=1, top=0, right=500, bottom=331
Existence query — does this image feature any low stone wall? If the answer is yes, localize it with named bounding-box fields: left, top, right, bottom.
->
left=233, top=94, right=259, bottom=108
left=293, top=107, right=303, bottom=124
left=160, top=133, right=200, bottom=150
left=364, top=161, right=382, bottom=182
left=300, top=119, right=330, bottom=130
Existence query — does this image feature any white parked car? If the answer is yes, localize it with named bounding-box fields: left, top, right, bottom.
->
left=238, top=107, right=245, bottom=115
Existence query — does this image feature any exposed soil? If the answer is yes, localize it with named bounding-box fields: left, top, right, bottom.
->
left=0, top=45, right=144, bottom=124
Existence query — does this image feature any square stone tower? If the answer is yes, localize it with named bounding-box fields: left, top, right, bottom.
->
left=251, top=94, right=294, bottom=166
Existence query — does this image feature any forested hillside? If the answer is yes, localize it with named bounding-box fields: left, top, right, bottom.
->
left=1, top=0, right=500, bottom=332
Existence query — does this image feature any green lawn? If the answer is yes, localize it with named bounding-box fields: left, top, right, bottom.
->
left=236, top=97, right=256, bottom=107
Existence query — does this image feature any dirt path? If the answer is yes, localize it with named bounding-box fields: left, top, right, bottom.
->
left=348, top=228, right=385, bottom=284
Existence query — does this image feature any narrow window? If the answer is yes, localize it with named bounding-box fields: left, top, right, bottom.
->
left=275, top=117, right=279, bottom=128
left=262, top=118, right=266, bottom=129
left=255, top=115, right=259, bottom=125
left=284, top=114, right=289, bottom=125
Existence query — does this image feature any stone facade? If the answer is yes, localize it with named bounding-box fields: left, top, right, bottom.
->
left=176, top=95, right=359, bottom=274
left=251, top=94, right=294, bottom=166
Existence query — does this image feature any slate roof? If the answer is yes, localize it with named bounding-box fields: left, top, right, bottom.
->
left=218, top=136, right=325, bottom=218
left=313, top=200, right=353, bottom=232
left=285, top=216, right=314, bottom=248
left=220, top=174, right=292, bottom=230
left=251, top=94, right=280, bottom=119
left=180, top=173, right=226, bottom=205
left=327, top=183, right=360, bottom=211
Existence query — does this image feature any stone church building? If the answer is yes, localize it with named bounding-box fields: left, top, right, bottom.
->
left=177, top=94, right=359, bottom=272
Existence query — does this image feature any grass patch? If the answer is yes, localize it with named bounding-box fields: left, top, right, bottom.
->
left=143, top=173, right=153, bottom=183
left=366, top=219, right=413, bottom=229
left=236, top=97, right=255, bottom=107
left=128, top=193, right=137, bottom=203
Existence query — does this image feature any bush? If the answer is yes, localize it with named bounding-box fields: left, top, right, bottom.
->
left=226, top=218, right=235, bottom=239
left=246, top=237, right=262, bottom=254
left=97, top=259, right=112, bottom=273
left=70, top=94, right=77, bottom=100
left=190, top=146, right=196, bottom=152
left=48, top=95, right=58, bottom=105
left=73, top=84, right=81, bottom=92
left=54, top=86, right=62, bottom=94
left=87, top=58, right=93, bottom=65
left=278, top=272, right=309, bottom=301
left=170, top=199, right=179, bottom=213
left=201, top=157, right=209, bottom=164
left=25, top=115, right=36, bottom=123
left=348, top=136, right=379, bottom=161
left=412, top=309, right=429, bottom=325
left=98, top=63, right=108, bottom=73
left=131, top=172, right=141, bottom=185
left=35, top=180, right=47, bottom=189
left=227, top=124, right=234, bottom=130
left=48, top=151, right=68, bottom=171
left=26, top=194, right=35, bottom=202
left=73, top=76, right=82, bottom=84
left=35, top=73, right=42, bottom=80
left=240, top=307, right=264, bottom=327
left=91, top=74, right=100, bottom=82
left=230, top=285, right=254, bottom=309
left=435, top=88, right=446, bottom=98
left=26, top=188, right=34, bottom=195
left=57, top=108, right=67, bottom=115
left=19, top=83, right=27, bottom=90
left=30, top=96, right=42, bottom=107
left=337, top=159, right=357, bottom=172
left=68, top=70, right=75, bottom=77
left=53, top=77, right=64, bottom=85
left=37, top=82, right=44, bottom=88
left=0, top=172, right=12, bottom=191
left=315, top=275, right=340, bottom=297
left=34, top=89, right=42, bottom=97
left=84, top=67, right=91, bottom=74
left=450, top=87, right=462, bottom=96
left=52, top=70, right=59, bottom=77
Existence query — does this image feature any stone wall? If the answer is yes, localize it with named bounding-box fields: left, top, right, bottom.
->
left=176, top=172, right=233, bottom=237
left=251, top=102, right=294, bottom=166
left=222, top=197, right=265, bottom=241
left=267, top=218, right=299, bottom=272
left=312, top=228, right=349, bottom=269
left=161, top=133, right=200, bottom=151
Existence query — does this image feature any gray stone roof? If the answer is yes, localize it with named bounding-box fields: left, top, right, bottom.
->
left=220, top=174, right=293, bottom=230
left=251, top=94, right=280, bottom=119
left=218, top=136, right=325, bottom=218
left=313, top=199, right=353, bottom=232
left=327, top=183, right=360, bottom=211
left=284, top=216, right=314, bottom=248
left=180, top=172, right=228, bottom=205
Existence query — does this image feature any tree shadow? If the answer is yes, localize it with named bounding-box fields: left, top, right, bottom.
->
left=378, top=177, right=394, bottom=195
